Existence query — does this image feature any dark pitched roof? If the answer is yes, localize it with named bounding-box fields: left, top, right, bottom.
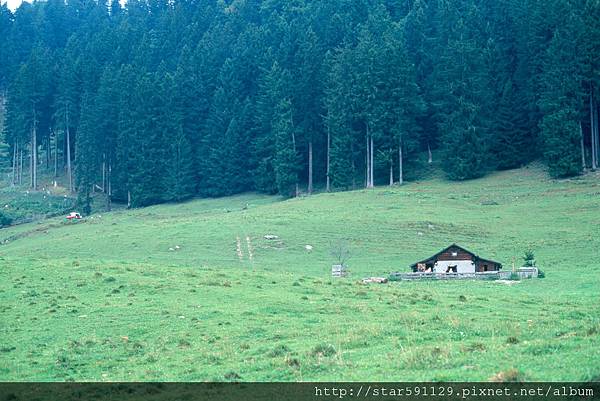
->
left=409, top=243, right=501, bottom=268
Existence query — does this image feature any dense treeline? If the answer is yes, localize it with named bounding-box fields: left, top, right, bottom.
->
left=1, top=0, right=599, bottom=210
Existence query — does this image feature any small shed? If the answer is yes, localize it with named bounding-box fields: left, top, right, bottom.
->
left=410, top=244, right=502, bottom=274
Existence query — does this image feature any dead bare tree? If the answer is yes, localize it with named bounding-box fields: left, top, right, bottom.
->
left=329, top=239, right=352, bottom=267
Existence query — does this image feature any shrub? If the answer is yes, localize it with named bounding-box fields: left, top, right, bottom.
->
left=223, top=371, right=241, bottom=381
left=0, top=211, right=13, bottom=227
left=507, top=336, right=520, bottom=344
left=537, top=269, right=545, bottom=279
left=285, top=356, right=300, bottom=368
left=311, top=343, right=336, bottom=357
left=268, top=344, right=291, bottom=357
left=523, top=249, right=536, bottom=267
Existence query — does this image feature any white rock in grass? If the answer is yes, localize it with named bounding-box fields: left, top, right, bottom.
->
left=305, top=245, right=313, bottom=251
left=169, top=247, right=175, bottom=251
left=264, top=235, right=279, bottom=240
left=175, top=245, right=180, bottom=250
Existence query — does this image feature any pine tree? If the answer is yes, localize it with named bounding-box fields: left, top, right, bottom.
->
left=292, top=26, right=324, bottom=194
left=432, top=3, right=493, bottom=181
left=273, top=97, right=299, bottom=197
left=200, top=58, right=251, bottom=196
left=164, top=68, right=195, bottom=201
left=75, top=91, right=96, bottom=215
left=126, top=72, right=168, bottom=207
left=6, top=47, right=53, bottom=190
left=539, top=7, right=586, bottom=178
left=490, top=80, right=531, bottom=170
left=253, top=61, right=286, bottom=194
left=112, top=64, right=137, bottom=205
left=93, top=65, right=119, bottom=206
left=405, top=0, right=438, bottom=162
left=54, top=46, right=80, bottom=192
left=2, top=0, right=596, bottom=205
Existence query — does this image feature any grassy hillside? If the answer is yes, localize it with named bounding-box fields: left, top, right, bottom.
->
left=0, top=165, right=599, bottom=381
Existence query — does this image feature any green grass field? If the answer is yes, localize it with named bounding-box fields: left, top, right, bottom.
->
left=1, top=165, right=599, bottom=381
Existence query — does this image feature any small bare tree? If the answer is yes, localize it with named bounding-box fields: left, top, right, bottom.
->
left=330, top=239, right=352, bottom=267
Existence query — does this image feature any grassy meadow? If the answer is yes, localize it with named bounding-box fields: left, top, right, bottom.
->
left=0, top=165, right=599, bottom=381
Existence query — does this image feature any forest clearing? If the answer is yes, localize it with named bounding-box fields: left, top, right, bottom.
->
left=1, top=165, right=599, bottom=381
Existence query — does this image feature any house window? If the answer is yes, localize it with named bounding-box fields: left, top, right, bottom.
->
left=451, top=251, right=458, bottom=257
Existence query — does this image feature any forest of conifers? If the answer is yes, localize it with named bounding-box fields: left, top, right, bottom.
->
left=1, top=0, right=599, bottom=210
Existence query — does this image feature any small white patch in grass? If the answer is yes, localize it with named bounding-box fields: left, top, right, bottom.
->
left=496, top=280, right=520, bottom=285
left=246, top=236, right=253, bottom=261
left=236, top=237, right=243, bottom=261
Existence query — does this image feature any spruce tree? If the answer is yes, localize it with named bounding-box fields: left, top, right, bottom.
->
left=273, top=97, right=299, bottom=197
left=490, top=80, right=531, bottom=170
left=539, top=9, right=586, bottom=178
left=432, top=4, right=492, bottom=180
left=74, top=91, right=97, bottom=215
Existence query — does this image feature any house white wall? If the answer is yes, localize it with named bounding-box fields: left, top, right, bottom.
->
left=434, top=260, right=475, bottom=273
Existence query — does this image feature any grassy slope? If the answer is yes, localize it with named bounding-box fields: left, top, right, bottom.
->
left=0, top=165, right=599, bottom=381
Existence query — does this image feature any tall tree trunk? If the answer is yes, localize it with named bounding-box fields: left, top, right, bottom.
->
left=107, top=160, right=112, bottom=211
left=399, top=136, right=404, bottom=185
left=365, top=125, right=370, bottom=188
left=12, top=140, right=17, bottom=186
left=102, top=153, right=106, bottom=193
left=389, top=148, right=393, bottom=186
left=307, top=140, right=313, bottom=194
left=66, top=106, right=73, bottom=192
left=580, top=122, right=586, bottom=170
left=427, top=142, right=432, bottom=164
left=30, top=137, right=33, bottom=187
left=31, top=108, right=37, bottom=190
left=19, top=148, right=23, bottom=185
left=33, top=123, right=37, bottom=190
left=292, top=136, right=299, bottom=197
left=326, top=126, right=330, bottom=192
left=54, top=133, right=58, bottom=178
left=45, top=134, right=50, bottom=171
left=369, top=135, right=375, bottom=188
left=591, top=93, right=597, bottom=170
left=594, top=96, right=600, bottom=167
left=351, top=141, right=356, bottom=190
left=127, top=190, right=131, bottom=208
